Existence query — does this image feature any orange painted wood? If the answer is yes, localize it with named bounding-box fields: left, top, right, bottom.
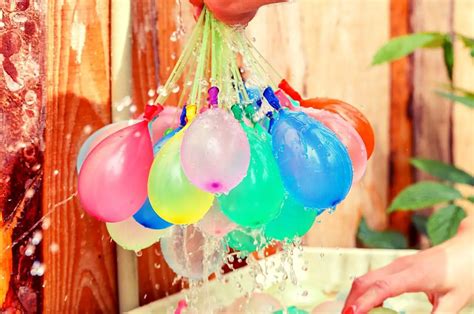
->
left=42, top=0, right=118, bottom=312
left=388, top=0, right=414, bottom=234
left=131, top=0, right=186, bottom=305
left=0, top=0, right=45, bottom=311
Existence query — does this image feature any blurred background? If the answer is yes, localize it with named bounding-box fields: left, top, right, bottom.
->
left=0, top=0, right=473, bottom=312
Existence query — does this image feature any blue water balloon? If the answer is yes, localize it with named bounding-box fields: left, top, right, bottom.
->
left=271, top=109, right=353, bottom=209
left=133, top=198, right=172, bottom=230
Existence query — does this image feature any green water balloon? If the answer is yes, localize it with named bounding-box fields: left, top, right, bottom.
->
left=225, top=228, right=267, bottom=255
left=264, top=195, right=318, bottom=241
left=218, top=124, right=285, bottom=228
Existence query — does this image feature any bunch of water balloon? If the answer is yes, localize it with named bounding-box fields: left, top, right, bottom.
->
left=76, top=9, right=375, bottom=281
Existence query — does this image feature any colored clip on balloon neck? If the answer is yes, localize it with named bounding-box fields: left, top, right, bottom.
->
left=244, top=104, right=257, bottom=122
left=179, top=106, right=187, bottom=126
left=144, top=104, right=164, bottom=121
left=186, top=104, right=197, bottom=122
left=266, top=111, right=276, bottom=133
left=278, top=79, right=302, bottom=102
left=231, top=104, right=244, bottom=121
left=208, top=86, right=219, bottom=108
left=263, top=87, right=281, bottom=111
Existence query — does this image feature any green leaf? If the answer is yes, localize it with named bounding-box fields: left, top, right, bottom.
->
left=442, top=36, right=454, bottom=81
left=372, top=32, right=446, bottom=65
left=388, top=181, right=462, bottom=212
left=467, top=196, right=474, bottom=204
left=358, top=219, right=408, bottom=249
left=412, top=214, right=428, bottom=235
left=437, top=91, right=474, bottom=109
left=427, top=205, right=467, bottom=245
left=410, top=158, right=474, bottom=185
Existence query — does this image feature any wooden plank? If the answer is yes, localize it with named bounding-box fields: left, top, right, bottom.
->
left=453, top=0, right=474, bottom=214
left=388, top=0, right=414, bottom=234
left=111, top=0, right=141, bottom=311
left=131, top=0, right=189, bottom=305
left=0, top=0, right=45, bottom=311
left=248, top=0, right=390, bottom=247
left=42, top=0, right=118, bottom=312
left=411, top=0, right=454, bottom=172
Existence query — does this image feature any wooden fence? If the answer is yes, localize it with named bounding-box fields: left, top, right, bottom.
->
left=1, top=0, right=473, bottom=312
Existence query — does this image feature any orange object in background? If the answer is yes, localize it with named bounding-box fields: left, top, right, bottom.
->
left=278, top=79, right=375, bottom=159
left=252, top=242, right=282, bottom=260
left=0, top=227, right=12, bottom=307
left=301, top=98, right=375, bottom=159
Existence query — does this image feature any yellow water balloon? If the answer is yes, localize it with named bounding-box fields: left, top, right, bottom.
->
left=148, top=129, right=214, bottom=224
left=106, top=217, right=169, bottom=251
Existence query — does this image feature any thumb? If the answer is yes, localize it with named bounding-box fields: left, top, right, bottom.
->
left=432, top=291, right=468, bottom=314
left=189, top=0, right=203, bottom=6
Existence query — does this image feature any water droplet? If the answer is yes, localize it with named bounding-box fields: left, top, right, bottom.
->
left=25, top=188, right=35, bottom=199
left=153, top=262, right=161, bottom=269
left=154, top=283, right=160, bottom=290
left=170, top=32, right=178, bottom=42
left=50, top=242, right=59, bottom=253
left=171, top=84, right=180, bottom=94
left=25, top=244, right=35, bottom=256
left=32, top=230, right=42, bottom=245
left=302, top=290, right=308, bottom=297
left=30, top=261, right=45, bottom=276
left=135, top=250, right=143, bottom=257
left=147, top=89, right=155, bottom=97
left=83, top=125, right=92, bottom=134
left=130, top=105, right=137, bottom=113
left=42, top=218, right=51, bottom=230
left=53, top=169, right=60, bottom=176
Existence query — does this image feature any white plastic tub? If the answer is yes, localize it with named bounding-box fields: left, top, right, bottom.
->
left=129, top=247, right=474, bottom=313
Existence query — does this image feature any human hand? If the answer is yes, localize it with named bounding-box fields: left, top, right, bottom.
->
left=190, top=0, right=287, bottom=25
left=343, top=215, right=474, bottom=314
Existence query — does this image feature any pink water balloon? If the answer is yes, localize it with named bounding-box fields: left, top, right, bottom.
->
left=302, top=108, right=367, bottom=182
left=76, top=120, right=137, bottom=173
left=197, top=201, right=237, bottom=238
left=180, top=108, right=250, bottom=194
left=150, top=106, right=180, bottom=144
left=78, top=120, right=154, bottom=222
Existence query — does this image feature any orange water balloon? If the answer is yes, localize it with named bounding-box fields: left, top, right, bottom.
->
left=301, top=98, right=375, bottom=158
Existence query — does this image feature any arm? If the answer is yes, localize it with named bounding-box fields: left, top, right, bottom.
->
left=191, top=0, right=287, bottom=25
left=343, top=215, right=474, bottom=314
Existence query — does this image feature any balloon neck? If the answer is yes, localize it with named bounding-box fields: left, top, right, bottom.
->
left=179, top=106, right=187, bottom=126
left=231, top=104, right=243, bottom=121
left=207, top=86, right=219, bottom=108
left=275, top=89, right=295, bottom=110
left=244, top=104, right=257, bottom=122
left=278, top=79, right=302, bottom=102
left=144, top=104, right=164, bottom=121
left=266, top=111, right=276, bottom=133
left=246, top=87, right=262, bottom=108
left=186, top=104, right=197, bottom=122
left=263, top=86, right=281, bottom=111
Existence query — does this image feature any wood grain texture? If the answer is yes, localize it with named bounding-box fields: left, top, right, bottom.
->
left=43, top=0, right=118, bottom=312
left=388, top=0, right=414, bottom=234
left=411, top=0, right=454, bottom=173
left=453, top=0, right=474, bottom=214
left=131, top=0, right=189, bottom=305
left=0, top=0, right=45, bottom=311
left=248, top=0, right=390, bottom=247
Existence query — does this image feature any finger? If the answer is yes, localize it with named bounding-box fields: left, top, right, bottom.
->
left=349, top=269, right=427, bottom=313
left=433, top=291, right=469, bottom=314
left=344, top=256, right=413, bottom=307
left=189, top=0, right=203, bottom=6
